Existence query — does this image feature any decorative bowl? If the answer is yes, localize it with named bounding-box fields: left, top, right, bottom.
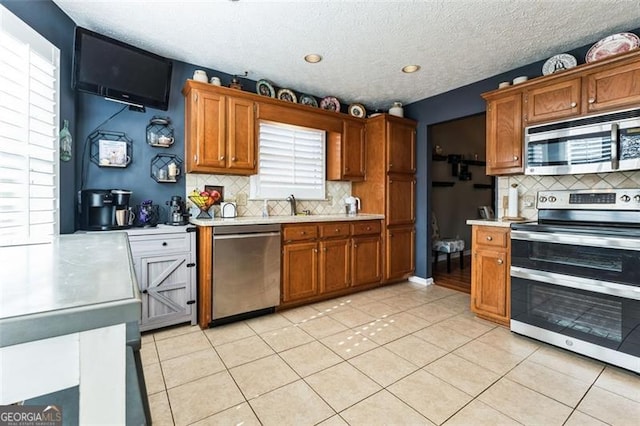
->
left=188, top=195, right=215, bottom=219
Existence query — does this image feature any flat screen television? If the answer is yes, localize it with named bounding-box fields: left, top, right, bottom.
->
left=72, top=27, right=173, bottom=111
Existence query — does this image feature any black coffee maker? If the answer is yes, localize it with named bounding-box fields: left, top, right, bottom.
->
left=166, top=196, right=190, bottom=225
left=78, top=189, right=132, bottom=230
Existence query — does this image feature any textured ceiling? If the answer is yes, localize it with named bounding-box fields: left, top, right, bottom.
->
left=53, top=0, right=640, bottom=110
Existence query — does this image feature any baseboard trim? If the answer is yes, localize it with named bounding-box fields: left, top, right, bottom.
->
left=408, top=276, right=433, bottom=286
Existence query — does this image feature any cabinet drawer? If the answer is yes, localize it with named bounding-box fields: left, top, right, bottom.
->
left=319, top=222, right=350, bottom=239
left=475, top=227, right=508, bottom=248
left=128, top=233, right=191, bottom=255
left=351, top=220, right=381, bottom=236
left=283, top=225, right=318, bottom=242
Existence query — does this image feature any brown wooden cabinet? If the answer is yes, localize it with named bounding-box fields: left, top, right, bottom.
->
left=352, top=114, right=417, bottom=283
left=470, top=225, right=510, bottom=326
left=524, top=77, right=581, bottom=124
left=386, top=226, right=415, bottom=281
left=327, top=118, right=366, bottom=181
left=281, top=220, right=382, bottom=307
left=484, top=91, right=523, bottom=175
left=584, top=59, right=640, bottom=113
left=183, top=81, right=256, bottom=175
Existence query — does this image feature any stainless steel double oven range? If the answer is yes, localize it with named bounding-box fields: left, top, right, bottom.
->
left=510, top=189, right=640, bottom=373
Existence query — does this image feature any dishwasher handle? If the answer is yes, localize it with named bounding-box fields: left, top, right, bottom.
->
left=213, top=231, right=281, bottom=241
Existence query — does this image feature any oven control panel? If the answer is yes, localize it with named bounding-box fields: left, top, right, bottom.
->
left=537, top=189, right=640, bottom=210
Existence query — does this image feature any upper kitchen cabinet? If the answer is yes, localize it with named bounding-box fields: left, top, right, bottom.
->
left=524, top=77, right=581, bottom=124
left=483, top=91, right=523, bottom=175
left=327, top=117, right=366, bottom=181
left=183, top=81, right=256, bottom=175
left=387, top=116, right=416, bottom=173
left=584, top=58, right=640, bottom=113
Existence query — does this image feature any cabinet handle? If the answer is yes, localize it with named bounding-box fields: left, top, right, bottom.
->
left=513, top=155, right=519, bottom=161
left=389, top=233, right=394, bottom=237
left=497, top=259, right=504, bottom=265
left=231, top=157, right=237, bottom=162
left=570, top=102, right=577, bottom=108
left=220, top=155, right=225, bottom=160
left=314, top=248, right=318, bottom=253
left=354, top=244, right=358, bottom=248
left=323, top=247, right=327, bottom=252
left=162, top=242, right=168, bottom=246
left=142, top=289, right=148, bottom=294
left=588, top=98, right=596, bottom=104
left=486, top=236, right=492, bottom=241
left=389, top=163, right=393, bottom=168
left=389, top=180, right=394, bottom=184
left=335, top=228, right=340, bottom=232
left=345, top=167, right=350, bottom=171
left=366, top=226, right=371, bottom=231
left=301, top=231, right=306, bottom=235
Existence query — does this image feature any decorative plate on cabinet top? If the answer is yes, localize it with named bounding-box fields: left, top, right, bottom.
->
left=256, top=79, right=276, bottom=98
left=348, top=103, right=366, bottom=118
left=542, top=53, right=577, bottom=75
left=586, top=32, right=640, bottom=63
left=299, top=94, right=318, bottom=107
left=320, top=96, right=340, bottom=112
left=277, top=88, right=297, bottom=103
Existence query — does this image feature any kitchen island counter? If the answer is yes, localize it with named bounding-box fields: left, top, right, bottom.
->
left=190, top=213, right=385, bottom=227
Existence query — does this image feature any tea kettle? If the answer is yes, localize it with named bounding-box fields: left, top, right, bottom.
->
left=345, top=196, right=361, bottom=216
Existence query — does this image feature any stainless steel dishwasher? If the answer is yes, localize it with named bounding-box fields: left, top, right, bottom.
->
left=211, top=224, right=281, bottom=325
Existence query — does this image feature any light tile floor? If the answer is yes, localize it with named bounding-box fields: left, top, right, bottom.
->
left=142, top=281, right=640, bottom=425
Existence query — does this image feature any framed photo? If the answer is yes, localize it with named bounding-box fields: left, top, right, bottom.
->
left=205, top=185, right=224, bottom=205
left=99, top=139, right=128, bottom=167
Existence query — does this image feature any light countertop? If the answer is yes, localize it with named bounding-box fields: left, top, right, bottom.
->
left=190, top=213, right=385, bottom=227
left=466, top=218, right=533, bottom=228
left=0, top=233, right=141, bottom=347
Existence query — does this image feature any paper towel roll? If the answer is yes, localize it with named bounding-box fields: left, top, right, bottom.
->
left=508, top=185, right=519, bottom=218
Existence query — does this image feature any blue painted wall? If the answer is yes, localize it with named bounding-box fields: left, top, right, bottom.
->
left=1, top=0, right=76, bottom=233
left=404, top=30, right=640, bottom=279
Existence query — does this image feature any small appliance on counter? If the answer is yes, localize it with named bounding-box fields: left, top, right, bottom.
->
left=220, top=202, right=237, bottom=218
left=134, top=200, right=159, bottom=227
left=78, top=189, right=133, bottom=230
left=344, top=196, right=361, bottom=216
left=165, top=196, right=190, bottom=225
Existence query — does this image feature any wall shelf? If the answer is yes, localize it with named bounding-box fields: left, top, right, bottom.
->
left=473, top=183, right=493, bottom=189
left=89, top=130, right=133, bottom=168
left=432, top=181, right=455, bottom=187
left=151, top=154, right=183, bottom=183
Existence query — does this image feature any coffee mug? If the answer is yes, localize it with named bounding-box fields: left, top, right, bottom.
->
left=157, top=169, right=167, bottom=180
left=115, top=209, right=134, bottom=226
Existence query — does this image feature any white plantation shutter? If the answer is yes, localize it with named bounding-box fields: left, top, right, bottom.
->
left=0, top=6, right=60, bottom=245
left=250, top=121, right=326, bottom=200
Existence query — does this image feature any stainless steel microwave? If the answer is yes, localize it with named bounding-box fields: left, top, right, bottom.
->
left=524, top=108, right=640, bottom=175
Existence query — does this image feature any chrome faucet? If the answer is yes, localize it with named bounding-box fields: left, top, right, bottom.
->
left=286, top=194, right=297, bottom=216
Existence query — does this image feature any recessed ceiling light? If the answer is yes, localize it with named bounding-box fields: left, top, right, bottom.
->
left=402, top=65, right=421, bottom=73
left=304, top=54, right=323, bottom=63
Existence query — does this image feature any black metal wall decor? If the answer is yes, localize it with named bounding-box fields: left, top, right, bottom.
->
left=89, top=130, right=133, bottom=168
left=146, top=116, right=174, bottom=147
left=151, top=154, right=183, bottom=183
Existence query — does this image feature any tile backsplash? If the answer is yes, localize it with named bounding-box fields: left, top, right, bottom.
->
left=497, top=170, right=640, bottom=220
left=185, top=173, right=352, bottom=217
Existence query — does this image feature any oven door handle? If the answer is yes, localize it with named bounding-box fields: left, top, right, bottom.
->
left=511, top=266, right=640, bottom=300
left=511, top=230, right=640, bottom=251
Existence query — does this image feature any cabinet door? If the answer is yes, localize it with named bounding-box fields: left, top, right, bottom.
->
left=352, top=235, right=382, bottom=286
left=195, top=90, right=226, bottom=170
left=386, top=173, right=415, bottom=225
left=140, top=254, right=195, bottom=331
left=343, top=119, right=366, bottom=180
left=319, top=239, right=350, bottom=294
left=471, top=248, right=509, bottom=324
left=387, top=119, right=416, bottom=173
left=584, top=60, right=640, bottom=113
left=282, top=242, right=318, bottom=303
left=385, top=226, right=415, bottom=281
left=227, top=96, right=256, bottom=173
left=486, top=93, right=523, bottom=175
left=524, top=78, right=581, bottom=124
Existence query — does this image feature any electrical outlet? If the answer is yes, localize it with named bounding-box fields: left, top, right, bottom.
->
left=524, top=195, right=535, bottom=208
left=236, top=192, right=247, bottom=206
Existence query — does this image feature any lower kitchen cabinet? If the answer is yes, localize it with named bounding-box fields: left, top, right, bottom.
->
left=281, top=220, right=382, bottom=307
left=470, top=225, right=510, bottom=326
left=282, top=241, right=319, bottom=303
left=128, top=228, right=197, bottom=331
left=386, top=225, right=415, bottom=281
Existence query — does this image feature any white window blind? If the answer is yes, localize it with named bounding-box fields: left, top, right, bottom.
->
left=0, top=6, right=60, bottom=245
left=250, top=121, right=326, bottom=200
